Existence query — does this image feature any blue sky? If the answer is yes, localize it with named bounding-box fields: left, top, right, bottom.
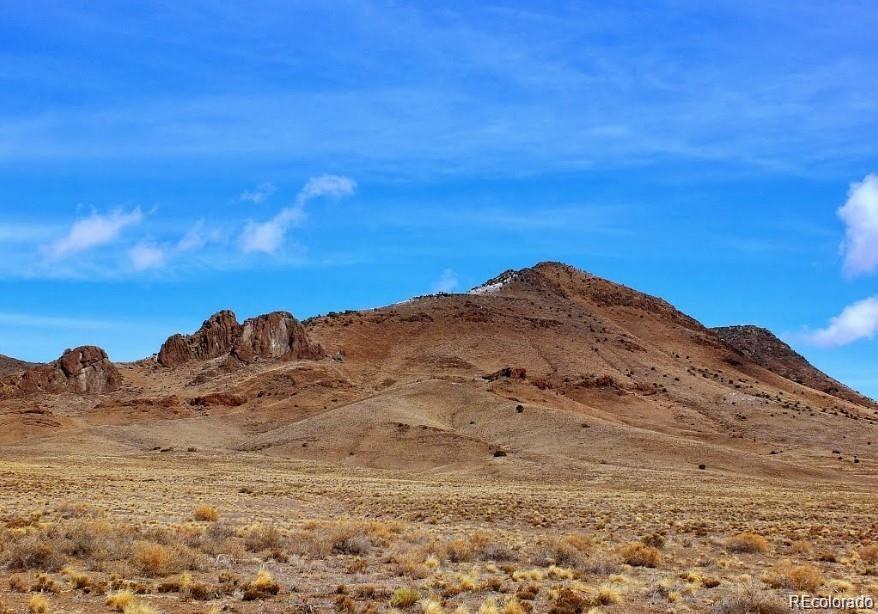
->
left=1, top=1, right=878, bottom=395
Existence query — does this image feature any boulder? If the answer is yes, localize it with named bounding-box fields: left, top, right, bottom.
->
left=13, top=346, right=121, bottom=394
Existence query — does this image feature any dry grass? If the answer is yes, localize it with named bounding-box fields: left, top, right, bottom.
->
left=193, top=503, right=219, bottom=522
left=762, top=561, right=824, bottom=592
left=0, top=454, right=873, bottom=612
left=619, top=542, right=662, bottom=567
left=725, top=532, right=770, bottom=553
left=27, top=595, right=48, bottom=613
left=390, top=587, right=420, bottom=608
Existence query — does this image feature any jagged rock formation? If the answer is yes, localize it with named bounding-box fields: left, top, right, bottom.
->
left=4, top=346, right=121, bottom=394
left=712, top=324, right=874, bottom=407
left=158, top=310, right=322, bottom=367
left=157, top=310, right=240, bottom=367
left=233, top=311, right=324, bottom=362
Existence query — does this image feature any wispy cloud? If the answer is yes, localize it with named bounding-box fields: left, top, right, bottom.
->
left=804, top=296, right=878, bottom=347
left=176, top=220, right=207, bottom=252
left=128, top=242, right=167, bottom=271
left=839, top=173, right=878, bottom=277
left=240, top=175, right=357, bottom=254
left=432, top=268, right=459, bottom=293
left=240, top=182, right=277, bottom=204
left=297, top=175, right=357, bottom=203
left=43, top=207, right=143, bottom=258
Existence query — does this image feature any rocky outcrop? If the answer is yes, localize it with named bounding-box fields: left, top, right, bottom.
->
left=158, top=310, right=322, bottom=367
left=7, top=346, right=122, bottom=394
left=157, top=310, right=242, bottom=367
left=712, top=324, right=875, bottom=408
left=233, top=311, right=324, bottom=362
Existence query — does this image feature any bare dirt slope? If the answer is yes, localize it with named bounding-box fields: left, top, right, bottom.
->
left=1, top=262, right=875, bottom=482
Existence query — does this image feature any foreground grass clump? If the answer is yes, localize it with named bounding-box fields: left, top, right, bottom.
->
left=27, top=595, right=49, bottom=614
left=193, top=504, right=219, bottom=522
left=619, top=542, right=661, bottom=567
left=106, top=590, right=135, bottom=611
left=762, top=561, right=824, bottom=592
left=390, top=587, right=420, bottom=608
left=242, top=568, right=280, bottom=600
left=726, top=532, right=769, bottom=553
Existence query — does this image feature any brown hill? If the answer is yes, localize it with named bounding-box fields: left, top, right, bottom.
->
left=712, top=324, right=875, bottom=407
left=0, top=262, right=875, bottom=482
left=0, top=354, right=33, bottom=377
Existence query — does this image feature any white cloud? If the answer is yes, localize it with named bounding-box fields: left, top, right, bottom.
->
left=240, top=182, right=277, bottom=204
left=839, top=173, right=878, bottom=277
left=297, top=175, right=357, bottom=204
left=240, top=175, right=356, bottom=254
left=128, top=242, right=166, bottom=270
left=806, top=296, right=878, bottom=347
left=240, top=206, right=305, bottom=253
left=176, top=221, right=206, bottom=252
left=432, top=268, right=459, bottom=293
left=44, top=207, right=143, bottom=258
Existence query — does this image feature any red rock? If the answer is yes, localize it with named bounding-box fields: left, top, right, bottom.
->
left=158, top=310, right=242, bottom=367
left=233, top=311, right=324, bottom=362
left=11, top=346, right=121, bottom=394
left=158, top=309, right=323, bottom=367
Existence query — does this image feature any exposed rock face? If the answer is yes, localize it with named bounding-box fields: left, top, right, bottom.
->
left=158, top=310, right=242, bottom=367
left=233, top=311, right=324, bottom=362
left=158, top=310, right=322, bottom=367
left=712, top=324, right=875, bottom=407
left=10, top=346, right=121, bottom=394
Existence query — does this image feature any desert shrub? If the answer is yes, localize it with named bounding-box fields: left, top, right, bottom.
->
left=55, top=518, right=131, bottom=562
left=193, top=504, right=219, bottom=522
left=390, top=546, right=430, bottom=578
left=619, top=542, right=661, bottom=567
left=106, top=590, right=135, bottom=611
left=763, top=561, right=824, bottom=592
left=2, top=534, right=65, bottom=571
left=131, top=541, right=201, bottom=577
left=390, top=587, right=420, bottom=608
left=242, top=523, right=284, bottom=552
left=27, top=595, right=48, bottom=614
left=442, top=539, right=474, bottom=563
left=533, top=534, right=592, bottom=568
left=242, top=569, right=280, bottom=600
left=726, top=532, right=769, bottom=554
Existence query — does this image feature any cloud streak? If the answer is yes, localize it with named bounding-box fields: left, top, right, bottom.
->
left=805, top=296, right=878, bottom=347
left=240, top=182, right=277, bottom=204
left=240, top=175, right=357, bottom=254
left=44, top=207, right=143, bottom=258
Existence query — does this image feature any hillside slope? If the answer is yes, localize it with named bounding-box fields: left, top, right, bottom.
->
left=1, top=262, right=875, bottom=482
left=712, top=324, right=874, bottom=407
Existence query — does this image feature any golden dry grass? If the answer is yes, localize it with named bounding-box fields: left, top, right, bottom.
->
left=0, top=453, right=873, bottom=612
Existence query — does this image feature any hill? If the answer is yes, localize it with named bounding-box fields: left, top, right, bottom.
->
left=1, top=261, right=874, bottom=481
